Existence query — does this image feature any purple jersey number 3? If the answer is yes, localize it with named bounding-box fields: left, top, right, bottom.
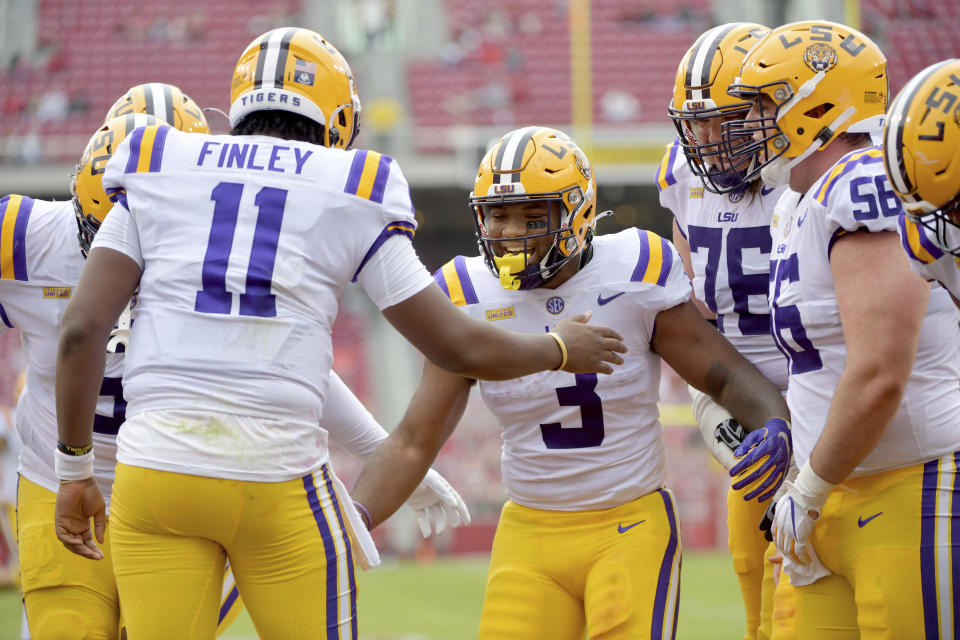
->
left=195, top=181, right=287, bottom=317
left=540, top=373, right=605, bottom=448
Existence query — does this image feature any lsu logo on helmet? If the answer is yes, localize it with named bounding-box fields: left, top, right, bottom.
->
left=803, top=43, right=839, bottom=73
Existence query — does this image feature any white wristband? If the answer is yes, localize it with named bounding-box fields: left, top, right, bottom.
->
left=794, top=460, right=836, bottom=512
left=55, top=449, right=95, bottom=482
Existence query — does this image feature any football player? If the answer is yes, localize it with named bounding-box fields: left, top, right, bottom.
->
left=662, top=22, right=792, bottom=640
left=883, top=59, right=960, bottom=303
left=348, top=125, right=793, bottom=639
left=5, top=88, right=206, bottom=639
left=14, top=82, right=467, bottom=639
left=723, top=22, right=960, bottom=637
left=53, top=29, right=625, bottom=639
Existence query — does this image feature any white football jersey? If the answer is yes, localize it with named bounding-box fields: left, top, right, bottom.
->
left=434, top=229, right=692, bottom=510
left=95, top=125, right=432, bottom=481
left=768, top=146, right=960, bottom=478
left=0, top=196, right=125, bottom=504
left=657, top=138, right=789, bottom=389
left=897, top=214, right=960, bottom=303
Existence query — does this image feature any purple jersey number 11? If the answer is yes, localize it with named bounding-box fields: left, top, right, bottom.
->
left=195, top=181, right=287, bottom=317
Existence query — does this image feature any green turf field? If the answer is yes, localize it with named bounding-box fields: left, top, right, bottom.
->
left=0, top=551, right=744, bottom=639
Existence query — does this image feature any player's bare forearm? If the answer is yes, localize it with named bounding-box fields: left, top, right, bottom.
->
left=383, top=284, right=626, bottom=379
left=351, top=362, right=471, bottom=528
left=653, top=301, right=788, bottom=431
left=57, top=247, right=141, bottom=447
left=808, top=366, right=908, bottom=483
left=56, top=319, right=108, bottom=447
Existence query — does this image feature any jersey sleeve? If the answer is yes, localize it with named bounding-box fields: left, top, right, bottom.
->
left=347, top=151, right=419, bottom=273
left=101, top=124, right=172, bottom=199
left=320, top=371, right=388, bottom=459
left=355, top=233, right=432, bottom=309
left=812, top=146, right=903, bottom=248
left=655, top=139, right=693, bottom=238
left=90, top=205, right=143, bottom=269
left=627, top=229, right=692, bottom=310
left=897, top=214, right=946, bottom=268
left=0, top=194, right=35, bottom=282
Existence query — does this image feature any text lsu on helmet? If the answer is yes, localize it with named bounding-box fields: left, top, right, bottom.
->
left=104, top=83, right=209, bottom=133
left=668, top=22, right=770, bottom=193
left=229, top=27, right=361, bottom=149
left=470, top=126, right=597, bottom=290
left=71, top=114, right=161, bottom=255
left=883, top=59, right=960, bottom=254
left=722, top=21, right=888, bottom=188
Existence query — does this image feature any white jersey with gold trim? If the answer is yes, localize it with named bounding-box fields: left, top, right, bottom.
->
left=657, top=138, right=789, bottom=389
left=897, top=214, right=960, bottom=302
left=93, top=125, right=432, bottom=481
left=768, top=146, right=960, bottom=478
left=434, top=229, right=691, bottom=510
left=0, top=196, right=125, bottom=504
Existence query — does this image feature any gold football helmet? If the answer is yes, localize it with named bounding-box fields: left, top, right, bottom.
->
left=229, top=27, right=361, bottom=149
left=669, top=22, right=769, bottom=192
left=104, top=83, right=209, bottom=133
left=470, top=126, right=597, bottom=290
left=723, top=21, right=888, bottom=187
left=71, top=114, right=161, bottom=255
left=884, top=59, right=960, bottom=254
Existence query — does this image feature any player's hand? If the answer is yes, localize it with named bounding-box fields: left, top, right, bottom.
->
left=771, top=461, right=834, bottom=566
left=554, top=311, right=627, bottom=375
left=55, top=478, right=106, bottom=560
left=729, top=418, right=792, bottom=502
left=404, top=468, right=471, bottom=538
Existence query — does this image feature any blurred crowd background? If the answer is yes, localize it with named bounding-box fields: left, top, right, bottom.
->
left=0, top=0, right=957, bottom=568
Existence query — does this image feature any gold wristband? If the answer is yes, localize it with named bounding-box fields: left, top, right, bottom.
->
left=547, top=332, right=568, bottom=371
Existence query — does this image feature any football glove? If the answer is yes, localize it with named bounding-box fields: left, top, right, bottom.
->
left=771, top=461, right=835, bottom=566
left=758, top=457, right=799, bottom=541
left=689, top=384, right=744, bottom=470
left=107, top=301, right=132, bottom=354
left=405, top=468, right=471, bottom=538
left=729, top=417, right=792, bottom=502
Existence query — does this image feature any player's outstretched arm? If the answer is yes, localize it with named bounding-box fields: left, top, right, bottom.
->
left=350, top=359, right=473, bottom=529
left=382, top=284, right=627, bottom=380
left=321, top=371, right=470, bottom=537
left=652, top=300, right=789, bottom=429
left=653, top=300, right=792, bottom=502
left=55, top=246, right=141, bottom=557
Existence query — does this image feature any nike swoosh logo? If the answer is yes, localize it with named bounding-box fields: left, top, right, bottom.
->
left=798, top=213, right=807, bottom=227
left=597, top=292, right=626, bottom=306
left=858, top=512, right=882, bottom=528
left=761, top=186, right=776, bottom=196
left=617, top=520, right=645, bottom=533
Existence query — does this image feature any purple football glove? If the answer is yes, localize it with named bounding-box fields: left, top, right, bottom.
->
left=729, top=417, right=792, bottom=502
